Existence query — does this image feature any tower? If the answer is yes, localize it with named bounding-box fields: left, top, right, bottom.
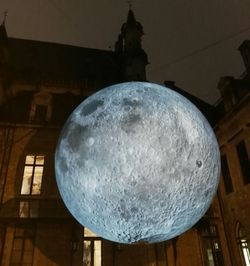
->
left=0, top=13, right=11, bottom=104
left=115, top=8, right=148, bottom=81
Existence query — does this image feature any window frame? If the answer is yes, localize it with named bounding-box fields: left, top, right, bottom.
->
left=236, top=223, right=250, bottom=266
left=29, top=91, right=52, bottom=123
left=9, top=224, right=36, bottom=266
left=33, top=104, right=48, bottom=123
left=83, top=227, right=102, bottom=266
left=221, top=154, right=234, bottom=194
left=20, top=154, right=45, bottom=196
left=201, top=224, right=225, bottom=266
left=236, top=140, right=250, bottom=185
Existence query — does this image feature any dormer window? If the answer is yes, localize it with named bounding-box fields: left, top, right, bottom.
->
left=34, top=104, right=48, bottom=122
left=30, top=91, right=52, bottom=123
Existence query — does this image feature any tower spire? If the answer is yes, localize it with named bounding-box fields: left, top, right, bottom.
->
left=0, top=11, right=8, bottom=46
left=121, top=7, right=144, bottom=51
left=115, top=7, right=148, bottom=81
left=2, top=10, right=8, bottom=25
left=127, top=0, right=134, bottom=10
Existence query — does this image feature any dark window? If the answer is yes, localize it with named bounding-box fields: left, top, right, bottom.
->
left=221, top=155, right=234, bottom=194
left=10, top=224, right=36, bottom=266
left=236, top=141, right=250, bottom=184
left=51, top=92, right=80, bottom=125
left=201, top=225, right=225, bottom=266
left=244, top=50, right=249, bottom=63
left=34, top=104, right=47, bottom=122
left=83, top=227, right=102, bottom=266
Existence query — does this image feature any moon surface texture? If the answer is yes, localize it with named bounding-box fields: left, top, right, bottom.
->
left=55, top=82, right=220, bottom=244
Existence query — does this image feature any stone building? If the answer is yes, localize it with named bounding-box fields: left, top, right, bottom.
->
left=213, top=39, right=250, bottom=265
left=0, top=8, right=249, bottom=266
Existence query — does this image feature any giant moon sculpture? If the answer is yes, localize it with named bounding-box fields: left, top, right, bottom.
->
left=55, top=82, right=220, bottom=244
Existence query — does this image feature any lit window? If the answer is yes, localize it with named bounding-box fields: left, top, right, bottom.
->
left=19, top=201, right=39, bottom=218
left=237, top=224, right=250, bottom=266
left=221, top=155, right=234, bottom=194
left=201, top=225, right=225, bottom=266
left=10, top=224, right=36, bottom=266
left=236, top=141, right=250, bottom=185
left=83, top=227, right=102, bottom=266
left=21, top=155, right=45, bottom=195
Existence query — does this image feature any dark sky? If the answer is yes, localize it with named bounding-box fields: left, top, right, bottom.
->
left=1, top=0, right=250, bottom=104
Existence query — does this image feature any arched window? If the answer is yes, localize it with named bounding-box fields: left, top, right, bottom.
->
left=201, top=224, right=224, bottom=266
left=236, top=223, right=250, bottom=266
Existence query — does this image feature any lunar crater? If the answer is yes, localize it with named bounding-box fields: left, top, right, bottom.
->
left=196, top=160, right=203, bottom=168
left=81, top=99, right=104, bottom=116
left=121, top=113, right=142, bottom=133
left=122, top=97, right=141, bottom=108
left=66, top=124, right=90, bottom=151
left=55, top=82, right=220, bottom=244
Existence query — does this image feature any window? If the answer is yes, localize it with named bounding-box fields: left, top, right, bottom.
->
left=83, top=227, right=102, bottom=266
left=201, top=225, right=224, bottom=266
left=33, top=104, right=48, bottom=122
left=10, top=224, right=36, bottom=266
left=237, top=224, right=250, bottom=266
left=21, top=155, right=45, bottom=195
left=236, top=141, right=250, bottom=184
left=29, top=91, right=52, bottom=123
left=221, top=155, right=234, bottom=194
left=19, top=201, right=39, bottom=218
left=243, top=49, right=249, bottom=64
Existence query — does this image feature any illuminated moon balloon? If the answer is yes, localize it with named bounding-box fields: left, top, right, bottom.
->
left=55, top=82, right=220, bottom=244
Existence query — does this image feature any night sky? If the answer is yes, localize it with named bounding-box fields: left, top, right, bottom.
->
left=1, top=0, right=250, bottom=104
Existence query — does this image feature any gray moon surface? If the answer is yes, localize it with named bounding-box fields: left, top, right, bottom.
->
left=55, top=82, right=220, bottom=244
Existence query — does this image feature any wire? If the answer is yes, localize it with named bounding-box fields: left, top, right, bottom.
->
left=33, top=1, right=250, bottom=73
left=149, top=25, right=250, bottom=73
